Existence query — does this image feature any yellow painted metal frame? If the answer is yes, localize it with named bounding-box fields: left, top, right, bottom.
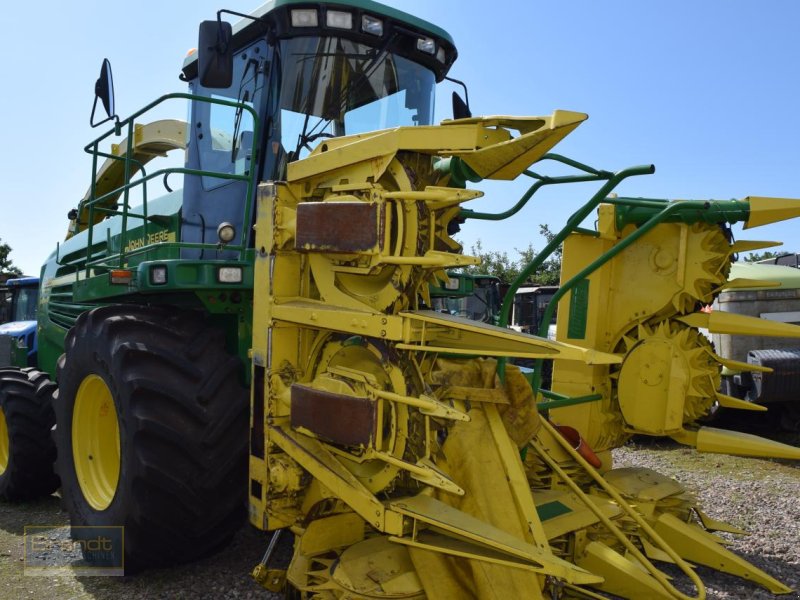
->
left=247, top=108, right=798, bottom=598
left=531, top=419, right=706, bottom=600
left=247, top=115, right=631, bottom=587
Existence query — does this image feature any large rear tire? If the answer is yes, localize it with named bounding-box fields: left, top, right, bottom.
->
left=779, top=402, right=800, bottom=432
left=53, top=305, right=248, bottom=572
left=0, top=367, right=59, bottom=501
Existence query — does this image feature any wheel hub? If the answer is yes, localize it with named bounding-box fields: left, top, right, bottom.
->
left=72, top=374, right=120, bottom=510
left=616, top=320, right=720, bottom=434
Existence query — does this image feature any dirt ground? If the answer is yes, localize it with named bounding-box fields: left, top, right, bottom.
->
left=0, top=496, right=282, bottom=600
left=0, top=415, right=797, bottom=599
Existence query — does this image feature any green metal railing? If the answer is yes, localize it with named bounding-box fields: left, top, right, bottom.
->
left=527, top=196, right=752, bottom=396
left=452, top=152, right=750, bottom=410
left=493, top=162, right=656, bottom=332
left=461, top=146, right=758, bottom=409
left=459, top=153, right=616, bottom=223
left=78, top=93, right=260, bottom=276
left=460, top=154, right=655, bottom=402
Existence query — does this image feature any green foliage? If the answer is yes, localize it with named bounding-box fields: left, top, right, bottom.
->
left=536, top=224, right=562, bottom=285
left=742, top=251, right=794, bottom=262
left=0, top=239, right=22, bottom=279
left=462, top=225, right=562, bottom=285
left=743, top=251, right=782, bottom=263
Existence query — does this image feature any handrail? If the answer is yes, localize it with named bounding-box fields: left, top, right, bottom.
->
left=81, top=93, right=260, bottom=277
left=459, top=154, right=614, bottom=222
left=84, top=242, right=253, bottom=272
left=500, top=164, right=655, bottom=329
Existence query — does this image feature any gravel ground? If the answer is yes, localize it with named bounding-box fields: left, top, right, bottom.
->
left=613, top=437, right=800, bottom=600
left=0, top=435, right=797, bottom=599
left=0, top=496, right=284, bottom=600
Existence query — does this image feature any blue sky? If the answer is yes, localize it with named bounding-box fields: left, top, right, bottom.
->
left=3, top=0, right=798, bottom=276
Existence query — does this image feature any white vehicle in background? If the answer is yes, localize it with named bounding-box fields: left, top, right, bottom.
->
left=712, top=261, right=800, bottom=430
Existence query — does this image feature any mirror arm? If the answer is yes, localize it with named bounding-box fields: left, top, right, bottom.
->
left=216, top=9, right=270, bottom=27
left=89, top=95, right=120, bottom=130
left=214, top=9, right=274, bottom=46
left=444, top=76, right=471, bottom=113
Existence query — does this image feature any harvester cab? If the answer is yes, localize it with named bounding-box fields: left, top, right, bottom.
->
left=180, top=4, right=453, bottom=260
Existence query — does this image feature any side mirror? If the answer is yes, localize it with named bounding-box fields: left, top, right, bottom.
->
left=90, top=59, right=118, bottom=128
left=452, top=92, right=471, bottom=120
left=198, top=20, right=233, bottom=88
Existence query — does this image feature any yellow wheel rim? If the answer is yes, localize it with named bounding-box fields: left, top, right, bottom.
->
left=0, top=407, right=9, bottom=476
left=72, top=375, right=120, bottom=510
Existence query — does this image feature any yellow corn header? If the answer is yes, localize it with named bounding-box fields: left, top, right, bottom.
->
left=249, top=111, right=800, bottom=598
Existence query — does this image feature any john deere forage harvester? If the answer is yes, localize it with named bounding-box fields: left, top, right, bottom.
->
left=2, top=0, right=799, bottom=597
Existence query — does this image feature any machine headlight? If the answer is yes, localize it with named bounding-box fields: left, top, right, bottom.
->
left=416, top=37, right=436, bottom=55
left=291, top=9, right=318, bottom=27
left=361, top=14, right=383, bottom=36
left=218, top=267, right=243, bottom=284
left=326, top=10, right=352, bottom=29
left=150, top=265, right=168, bottom=285
left=217, top=222, right=236, bottom=244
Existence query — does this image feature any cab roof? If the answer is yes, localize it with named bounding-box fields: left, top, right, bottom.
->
left=247, top=0, right=453, bottom=44
left=5, top=277, right=39, bottom=287
left=182, top=0, right=457, bottom=82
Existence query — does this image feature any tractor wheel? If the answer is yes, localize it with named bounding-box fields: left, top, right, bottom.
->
left=0, top=367, right=59, bottom=501
left=53, top=305, right=248, bottom=572
left=779, top=402, right=800, bottom=432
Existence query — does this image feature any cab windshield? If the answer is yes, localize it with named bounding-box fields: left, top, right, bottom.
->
left=12, top=287, right=38, bottom=322
left=278, top=36, right=436, bottom=160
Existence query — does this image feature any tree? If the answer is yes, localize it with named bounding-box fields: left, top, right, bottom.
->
left=0, top=239, right=23, bottom=280
left=743, top=251, right=781, bottom=263
left=462, top=239, right=520, bottom=283
left=462, top=225, right=562, bottom=285
left=535, top=224, right=562, bottom=285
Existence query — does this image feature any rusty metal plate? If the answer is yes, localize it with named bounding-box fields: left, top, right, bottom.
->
left=295, top=202, right=381, bottom=253
left=291, top=383, right=376, bottom=446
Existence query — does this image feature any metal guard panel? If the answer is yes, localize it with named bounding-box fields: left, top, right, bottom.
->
left=290, top=383, right=376, bottom=446
left=295, top=202, right=381, bottom=253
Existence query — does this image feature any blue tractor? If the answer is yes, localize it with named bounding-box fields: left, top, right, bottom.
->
left=0, top=276, right=58, bottom=501
left=0, top=277, right=40, bottom=367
